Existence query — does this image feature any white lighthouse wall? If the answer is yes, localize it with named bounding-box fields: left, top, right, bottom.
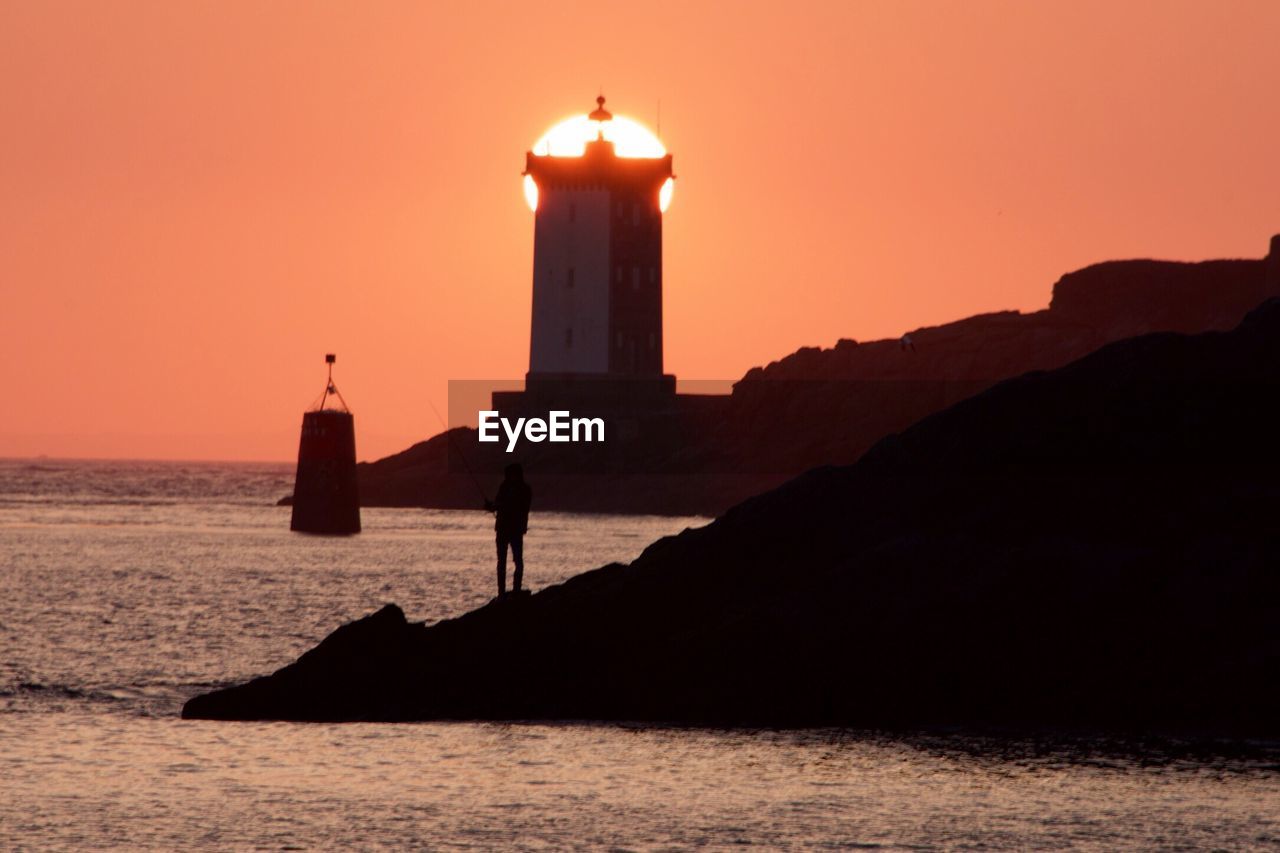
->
left=529, top=188, right=611, bottom=375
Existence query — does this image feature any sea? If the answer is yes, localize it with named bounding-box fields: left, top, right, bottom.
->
left=0, top=458, right=1276, bottom=850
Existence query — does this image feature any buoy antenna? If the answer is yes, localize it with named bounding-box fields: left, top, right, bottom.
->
left=314, top=353, right=350, bottom=412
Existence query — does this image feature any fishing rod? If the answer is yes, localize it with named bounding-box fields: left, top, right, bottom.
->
left=427, top=398, right=490, bottom=506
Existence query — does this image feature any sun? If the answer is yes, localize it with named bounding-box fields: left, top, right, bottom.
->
left=523, top=112, right=675, bottom=213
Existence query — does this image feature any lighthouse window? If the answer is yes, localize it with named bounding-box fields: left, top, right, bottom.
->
left=565, top=328, right=573, bottom=348
left=566, top=267, right=575, bottom=289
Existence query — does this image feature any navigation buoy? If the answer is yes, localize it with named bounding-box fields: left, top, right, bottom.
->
left=290, top=353, right=361, bottom=535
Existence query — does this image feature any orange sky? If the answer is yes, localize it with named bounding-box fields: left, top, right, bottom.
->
left=2, top=0, right=1277, bottom=462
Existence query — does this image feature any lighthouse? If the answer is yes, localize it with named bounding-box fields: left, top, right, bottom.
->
left=522, top=97, right=675, bottom=388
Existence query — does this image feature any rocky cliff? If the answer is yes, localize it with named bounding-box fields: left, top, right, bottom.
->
left=192, top=299, right=1280, bottom=731
left=346, top=242, right=1278, bottom=516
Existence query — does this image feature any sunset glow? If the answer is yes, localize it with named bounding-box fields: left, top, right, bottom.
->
left=523, top=113, right=674, bottom=212
left=3, top=2, right=1279, bottom=463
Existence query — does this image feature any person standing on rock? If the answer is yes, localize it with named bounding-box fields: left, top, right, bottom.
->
left=484, top=463, right=533, bottom=598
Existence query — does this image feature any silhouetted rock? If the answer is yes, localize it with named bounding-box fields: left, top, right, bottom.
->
left=1049, top=259, right=1271, bottom=339
left=187, top=300, right=1280, bottom=732
left=353, top=240, right=1280, bottom=516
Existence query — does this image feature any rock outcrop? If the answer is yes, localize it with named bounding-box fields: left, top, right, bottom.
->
left=348, top=242, right=1279, bottom=516
left=189, top=300, right=1280, bottom=732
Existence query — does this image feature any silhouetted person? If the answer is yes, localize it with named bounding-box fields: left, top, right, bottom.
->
left=484, top=463, right=532, bottom=597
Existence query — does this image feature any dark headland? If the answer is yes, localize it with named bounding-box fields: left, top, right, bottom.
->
left=188, top=294, right=1280, bottom=731
left=338, top=240, right=1280, bottom=516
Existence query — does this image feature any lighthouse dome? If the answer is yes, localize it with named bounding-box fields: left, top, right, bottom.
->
left=524, top=96, right=674, bottom=211
left=530, top=96, right=667, bottom=159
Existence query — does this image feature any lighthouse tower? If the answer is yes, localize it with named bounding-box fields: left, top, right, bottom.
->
left=523, top=97, right=674, bottom=388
